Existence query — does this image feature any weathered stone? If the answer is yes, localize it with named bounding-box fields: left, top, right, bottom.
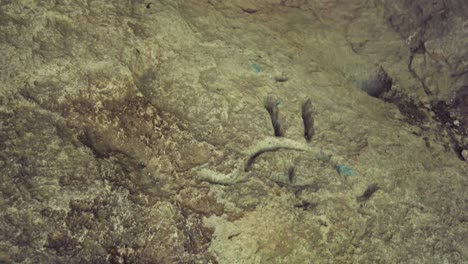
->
left=462, top=149, right=468, bottom=162
left=1, top=0, right=467, bottom=263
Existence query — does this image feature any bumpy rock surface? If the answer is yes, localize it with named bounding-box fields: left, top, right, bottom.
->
left=0, top=0, right=467, bottom=263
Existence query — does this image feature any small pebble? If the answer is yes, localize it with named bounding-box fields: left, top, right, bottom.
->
left=462, top=149, right=468, bottom=163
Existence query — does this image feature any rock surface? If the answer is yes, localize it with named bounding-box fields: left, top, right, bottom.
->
left=0, top=0, right=467, bottom=263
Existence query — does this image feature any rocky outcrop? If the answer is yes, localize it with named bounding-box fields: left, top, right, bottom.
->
left=383, top=0, right=468, bottom=124
left=1, top=1, right=467, bottom=263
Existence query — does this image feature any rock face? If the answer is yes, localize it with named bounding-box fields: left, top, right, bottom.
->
left=0, top=1, right=467, bottom=263
left=383, top=0, right=468, bottom=125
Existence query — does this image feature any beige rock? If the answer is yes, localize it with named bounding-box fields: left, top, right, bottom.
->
left=1, top=0, right=467, bottom=263
left=462, top=149, right=468, bottom=163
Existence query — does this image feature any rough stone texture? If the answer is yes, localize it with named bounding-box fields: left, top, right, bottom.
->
left=382, top=0, right=468, bottom=127
left=0, top=0, right=467, bottom=263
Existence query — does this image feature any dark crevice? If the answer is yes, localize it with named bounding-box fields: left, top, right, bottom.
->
left=408, top=53, right=433, bottom=96
left=384, top=91, right=428, bottom=126
left=384, top=88, right=467, bottom=161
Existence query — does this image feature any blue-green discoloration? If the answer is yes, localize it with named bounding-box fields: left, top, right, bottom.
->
left=336, top=164, right=356, bottom=176
left=250, top=63, right=264, bottom=73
